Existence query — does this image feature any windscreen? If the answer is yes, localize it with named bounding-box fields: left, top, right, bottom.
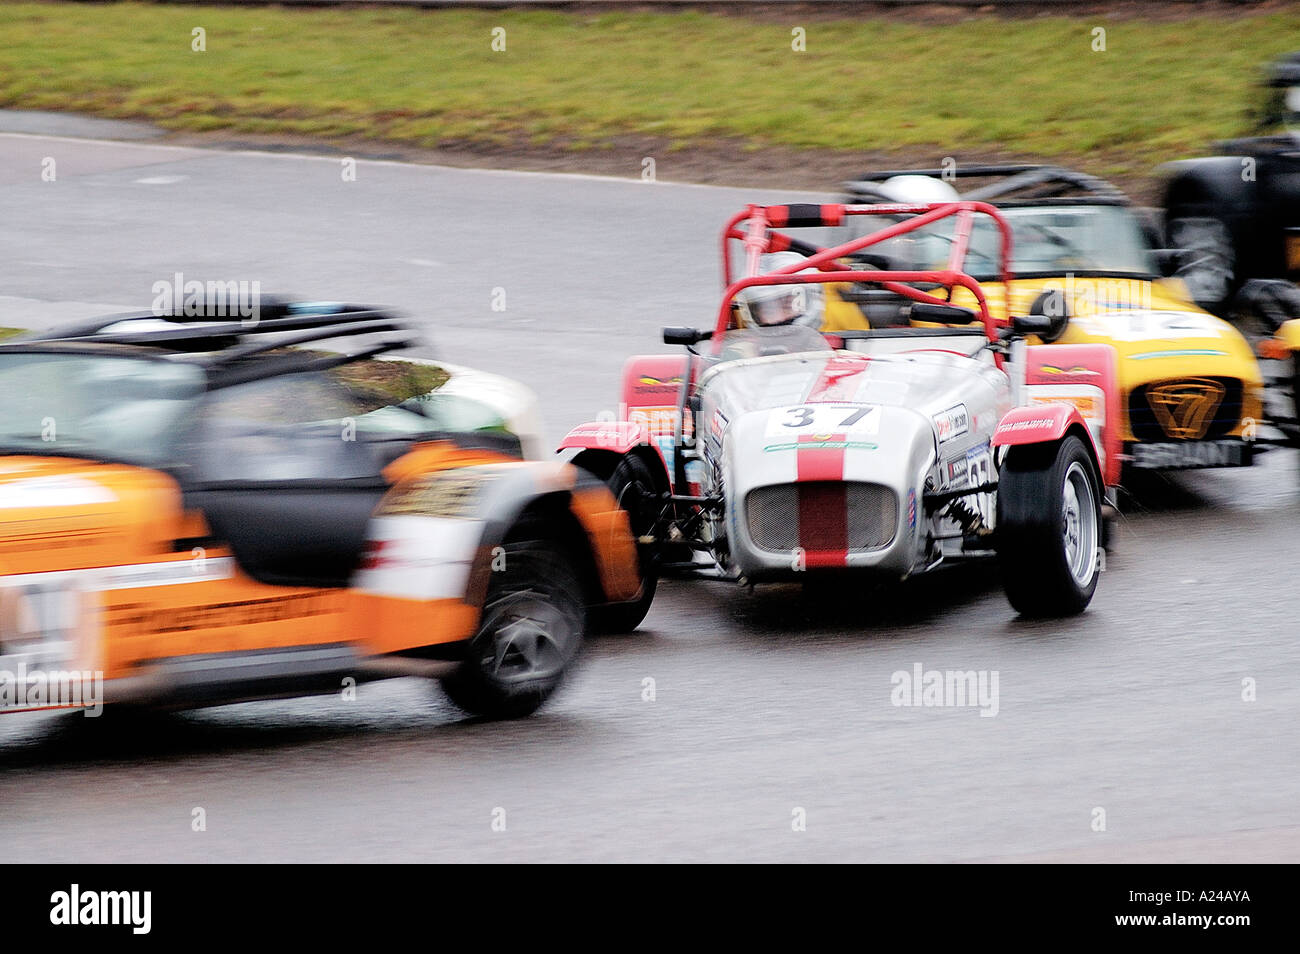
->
left=847, top=205, right=1157, bottom=279
left=0, top=351, right=205, bottom=465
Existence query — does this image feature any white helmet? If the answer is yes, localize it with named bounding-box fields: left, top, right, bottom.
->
left=873, top=174, right=961, bottom=205
left=735, top=252, right=825, bottom=330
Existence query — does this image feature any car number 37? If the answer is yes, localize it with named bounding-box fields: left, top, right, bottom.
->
left=764, top=404, right=881, bottom=436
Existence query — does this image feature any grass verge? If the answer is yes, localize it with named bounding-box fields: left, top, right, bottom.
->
left=0, top=3, right=1296, bottom=181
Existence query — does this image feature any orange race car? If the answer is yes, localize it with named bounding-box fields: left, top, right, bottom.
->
left=0, top=300, right=648, bottom=720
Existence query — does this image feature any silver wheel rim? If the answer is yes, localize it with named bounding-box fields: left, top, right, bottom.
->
left=1062, top=461, right=1098, bottom=588
left=475, top=590, right=574, bottom=684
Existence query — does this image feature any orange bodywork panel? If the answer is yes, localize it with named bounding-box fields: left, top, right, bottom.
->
left=1, top=445, right=643, bottom=690
left=570, top=485, right=643, bottom=604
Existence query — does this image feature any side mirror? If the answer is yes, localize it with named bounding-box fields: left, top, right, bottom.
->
left=663, top=326, right=710, bottom=346
left=906, top=302, right=979, bottom=325
left=1012, top=289, right=1071, bottom=342
left=1152, top=248, right=1188, bottom=278
left=1011, top=313, right=1055, bottom=337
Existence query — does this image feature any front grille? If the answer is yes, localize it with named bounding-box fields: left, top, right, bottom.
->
left=746, top=482, right=897, bottom=553
left=1128, top=377, right=1243, bottom=441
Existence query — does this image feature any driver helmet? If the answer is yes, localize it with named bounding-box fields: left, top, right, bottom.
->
left=735, top=252, right=825, bottom=330
left=873, top=174, right=961, bottom=205
left=861, top=176, right=962, bottom=268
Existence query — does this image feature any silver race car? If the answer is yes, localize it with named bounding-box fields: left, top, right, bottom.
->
left=562, top=202, right=1123, bottom=620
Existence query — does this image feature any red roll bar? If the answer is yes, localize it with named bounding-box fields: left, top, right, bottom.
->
left=722, top=200, right=1013, bottom=330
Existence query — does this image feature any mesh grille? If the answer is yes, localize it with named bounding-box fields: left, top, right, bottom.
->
left=746, top=484, right=801, bottom=552
left=746, top=482, right=897, bottom=553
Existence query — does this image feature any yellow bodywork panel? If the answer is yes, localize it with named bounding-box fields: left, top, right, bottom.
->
left=821, top=276, right=1265, bottom=442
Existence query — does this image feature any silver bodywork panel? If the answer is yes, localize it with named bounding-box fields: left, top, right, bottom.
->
left=692, top=330, right=1012, bottom=579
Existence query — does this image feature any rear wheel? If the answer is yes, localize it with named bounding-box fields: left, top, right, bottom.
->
left=996, top=436, right=1101, bottom=618
left=440, top=533, right=585, bottom=719
left=581, top=453, right=660, bottom=634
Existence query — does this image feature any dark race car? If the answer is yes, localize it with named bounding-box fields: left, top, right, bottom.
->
left=1161, top=51, right=1300, bottom=319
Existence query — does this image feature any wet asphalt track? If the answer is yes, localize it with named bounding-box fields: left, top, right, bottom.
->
left=0, top=131, right=1297, bottom=862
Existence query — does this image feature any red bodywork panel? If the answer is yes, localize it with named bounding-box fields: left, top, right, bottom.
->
left=557, top=420, right=652, bottom=456
left=992, top=404, right=1087, bottom=446
left=796, top=437, right=849, bottom=568
left=1022, top=343, right=1122, bottom=487
left=992, top=403, right=1115, bottom=487
left=559, top=355, right=691, bottom=480
left=620, top=354, right=690, bottom=420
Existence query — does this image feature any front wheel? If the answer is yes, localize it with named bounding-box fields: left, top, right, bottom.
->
left=440, top=534, right=585, bottom=719
left=996, top=436, right=1101, bottom=618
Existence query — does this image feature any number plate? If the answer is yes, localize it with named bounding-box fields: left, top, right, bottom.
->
left=1128, top=440, right=1250, bottom=470
left=0, top=580, right=85, bottom=666
left=765, top=404, right=880, bottom=437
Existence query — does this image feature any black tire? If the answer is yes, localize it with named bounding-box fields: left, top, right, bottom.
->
left=584, top=453, right=659, bottom=634
left=440, top=533, right=585, bottom=719
left=996, top=435, right=1102, bottom=618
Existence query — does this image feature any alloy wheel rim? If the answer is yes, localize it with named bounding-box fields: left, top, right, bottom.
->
left=1061, top=461, right=1098, bottom=587
left=478, top=591, right=573, bottom=683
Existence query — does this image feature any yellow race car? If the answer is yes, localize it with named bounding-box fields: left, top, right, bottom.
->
left=0, top=300, right=646, bottom=721
left=827, top=166, right=1300, bottom=472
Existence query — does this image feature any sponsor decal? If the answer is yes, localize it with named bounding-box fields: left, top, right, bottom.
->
left=379, top=471, right=495, bottom=518
left=710, top=408, right=728, bottom=439
left=965, top=443, right=995, bottom=525
left=932, top=404, right=969, bottom=443
left=633, top=374, right=684, bottom=396
left=1129, top=349, right=1228, bottom=360
left=1074, top=309, right=1223, bottom=342
left=1146, top=378, right=1225, bottom=440
left=996, top=417, right=1056, bottom=435
left=629, top=405, right=691, bottom=438
left=907, top=489, right=917, bottom=530
left=1037, top=364, right=1099, bottom=377
left=765, top=440, right=877, bottom=453
left=946, top=456, right=969, bottom=486
left=105, top=591, right=337, bottom=638
left=1032, top=394, right=1097, bottom=416
left=1130, top=440, right=1247, bottom=469
left=966, top=443, right=992, bottom=482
